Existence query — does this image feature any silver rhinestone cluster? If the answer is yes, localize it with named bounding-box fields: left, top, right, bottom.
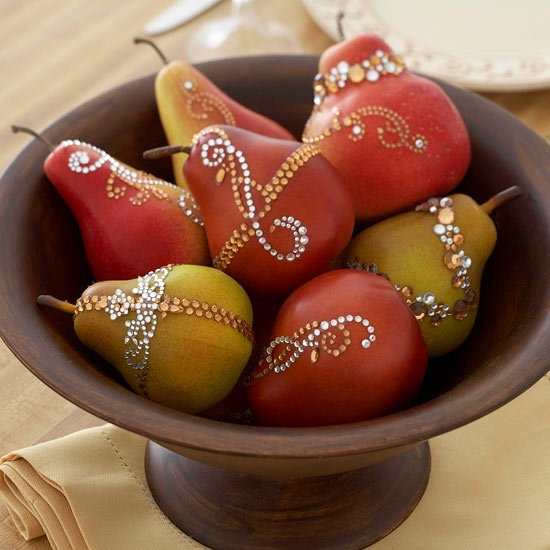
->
left=269, top=216, right=309, bottom=262
left=124, top=265, right=169, bottom=369
left=82, top=265, right=170, bottom=370
left=313, top=50, right=406, bottom=106
left=177, top=189, right=204, bottom=226
left=63, top=140, right=170, bottom=188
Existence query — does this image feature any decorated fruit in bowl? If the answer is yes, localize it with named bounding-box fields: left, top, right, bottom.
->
left=0, top=55, right=549, bottom=550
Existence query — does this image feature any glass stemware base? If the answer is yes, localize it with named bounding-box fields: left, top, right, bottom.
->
left=183, top=0, right=302, bottom=62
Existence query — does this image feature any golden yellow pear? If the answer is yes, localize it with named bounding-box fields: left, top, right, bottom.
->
left=38, top=264, right=254, bottom=413
left=343, top=187, right=520, bottom=357
left=135, top=37, right=293, bottom=190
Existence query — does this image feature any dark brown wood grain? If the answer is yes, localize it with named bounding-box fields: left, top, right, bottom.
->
left=146, top=440, right=430, bottom=550
left=0, top=55, right=549, bottom=549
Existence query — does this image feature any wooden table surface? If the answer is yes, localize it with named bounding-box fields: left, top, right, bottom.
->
left=1, top=1, right=549, bottom=548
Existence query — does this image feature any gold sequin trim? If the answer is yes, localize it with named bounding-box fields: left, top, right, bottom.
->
left=106, top=171, right=173, bottom=205
left=155, top=297, right=254, bottom=342
left=181, top=79, right=236, bottom=125
left=303, top=106, right=427, bottom=154
left=75, top=291, right=254, bottom=343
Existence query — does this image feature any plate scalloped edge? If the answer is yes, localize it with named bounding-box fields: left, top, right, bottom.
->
left=302, top=0, right=550, bottom=92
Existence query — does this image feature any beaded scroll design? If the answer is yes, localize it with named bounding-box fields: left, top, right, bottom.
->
left=63, top=139, right=203, bottom=226
left=192, top=127, right=316, bottom=269
left=75, top=265, right=254, bottom=395
left=348, top=197, right=478, bottom=327
left=181, top=78, right=237, bottom=125
left=249, top=315, right=376, bottom=382
left=303, top=106, right=428, bottom=154
left=304, top=51, right=427, bottom=155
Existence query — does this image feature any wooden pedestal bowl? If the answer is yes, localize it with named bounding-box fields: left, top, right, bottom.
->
left=1, top=56, right=549, bottom=550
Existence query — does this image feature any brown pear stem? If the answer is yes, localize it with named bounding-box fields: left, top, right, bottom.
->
left=143, top=144, right=191, bottom=160
left=336, top=10, right=346, bottom=41
left=481, top=185, right=522, bottom=214
left=36, top=295, right=76, bottom=314
left=11, top=125, right=55, bottom=151
left=133, top=36, right=169, bottom=65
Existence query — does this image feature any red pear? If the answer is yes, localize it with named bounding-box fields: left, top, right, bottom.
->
left=303, top=33, right=471, bottom=224
left=247, top=269, right=428, bottom=427
left=42, top=138, right=210, bottom=281
left=181, top=125, right=356, bottom=297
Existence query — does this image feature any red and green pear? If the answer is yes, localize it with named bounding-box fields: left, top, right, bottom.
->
left=42, top=137, right=210, bottom=281
left=136, top=37, right=294, bottom=190
left=178, top=125, right=356, bottom=297
left=247, top=269, right=428, bottom=427
left=302, top=33, right=471, bottom=224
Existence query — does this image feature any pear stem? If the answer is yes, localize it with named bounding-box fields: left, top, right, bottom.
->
left=11, top=125, right=55, bottom=151
left=133, top=36, right=169, bottom=65
left=481, top=185, right=522, bottom=214
left=336, top=10, right=346, bottom=41
left=36, top=295, right=76, bottom=314
left=143, top=144, right=191, bottom=160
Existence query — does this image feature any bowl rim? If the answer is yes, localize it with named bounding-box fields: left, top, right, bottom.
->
left=1, top=55, right=549, bottom=460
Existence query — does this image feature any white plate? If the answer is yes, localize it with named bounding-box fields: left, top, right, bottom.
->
left=302, top=0, right=550, bottom=91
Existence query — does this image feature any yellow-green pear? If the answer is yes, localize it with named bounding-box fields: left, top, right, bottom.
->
left=342, top=187, right=521, bottom=357
left=37, top=264, right=254, bottom=413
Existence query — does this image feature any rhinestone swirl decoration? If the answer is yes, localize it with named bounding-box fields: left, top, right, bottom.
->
left=348, top=197, right=477, bottom=327
left=181, top=79, right=236, bottom=125
left=312, top=50, right=406, bottom=107
left=191, top=127, right=317, bottom=269
left=303, top=105, right=427, bottom=154
left=75, top=265, right=254, bottom=395
left=249, top=315, right=376, bottom=382
left=62, top=139, right=203, bottom=225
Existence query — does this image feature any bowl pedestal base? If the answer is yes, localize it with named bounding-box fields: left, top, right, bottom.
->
left=145, top=440, right=430, bottom=549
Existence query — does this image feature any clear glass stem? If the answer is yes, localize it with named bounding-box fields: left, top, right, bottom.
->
left=183, top=0, right=302, bottom=62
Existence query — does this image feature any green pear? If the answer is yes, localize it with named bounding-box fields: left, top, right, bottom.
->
left=37, top=264, right=254, bottom=413
left=342, top=187, right=521, bottom=357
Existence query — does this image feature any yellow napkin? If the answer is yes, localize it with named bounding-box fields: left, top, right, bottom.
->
left=1, top=374, right=549, bottom=550
left=0, top=425, right=205, bottom=550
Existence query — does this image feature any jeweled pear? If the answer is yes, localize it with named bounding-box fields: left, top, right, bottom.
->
left=342, top=187, right=521, bottom=357
left=302, top=33, right=471, bottom=224
left=135, top=37, right=294, bottom=190
left=12, top=125, right=210, bottom=282
left=37, top=264, right=254, bottom=414
left=145, top=125, right=355, bottom=298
